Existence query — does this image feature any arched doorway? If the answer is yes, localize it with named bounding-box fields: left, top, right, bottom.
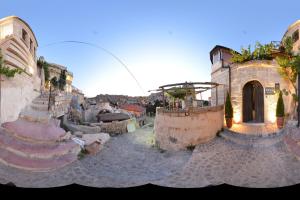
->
left=242, top=81, right=264, bottom=123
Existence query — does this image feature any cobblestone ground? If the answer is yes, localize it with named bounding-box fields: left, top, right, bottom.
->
left=1, top=125, right=300, bottom=188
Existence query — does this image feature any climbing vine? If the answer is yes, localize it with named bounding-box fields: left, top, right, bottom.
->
left=37, top=57, right=50, bottom=82
left=0, top=49, right=24, bottom=78
left=58, top=69, right=67, bottom=91
left=230, top=37, right=300, bottom=119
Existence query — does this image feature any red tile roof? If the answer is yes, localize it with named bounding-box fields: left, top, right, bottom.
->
left=120, top=104, right=145, bottom=113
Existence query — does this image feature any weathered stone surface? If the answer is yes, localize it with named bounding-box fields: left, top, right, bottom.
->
left=211, top=60, right=294, bottom=123
left=82, top=133, right=110, bottom=146
left=85, top=141, right=101, bottom=155
left=73, top=131, right=84, bottom=137
left=154, top=106, right=224, bottom=151
left=62, top=115, right=101, bottom=134
left=100, top=120, right=128, bottom=135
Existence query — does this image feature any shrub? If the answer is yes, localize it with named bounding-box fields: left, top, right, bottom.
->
left=276, top=91, right=285, bottom=117
left=225, top=92, right=233, bottom=118
left=186, top=144, right=196, bottom=151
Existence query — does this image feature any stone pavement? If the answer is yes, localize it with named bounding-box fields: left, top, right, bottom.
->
left=1, top=126, right=300, bottom=188
left=227, top=123, right=279, bottom=135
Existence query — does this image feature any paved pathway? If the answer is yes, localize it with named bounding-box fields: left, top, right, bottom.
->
left=1, top=126, right=300, bottom=188
left=228, top=123, right=278, bottom=135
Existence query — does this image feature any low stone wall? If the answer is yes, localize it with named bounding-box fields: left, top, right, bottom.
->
left=100, top=120, right=129, bottom=135
left=51, top=93, right=73, bottom=118
left=154, top=105, right=224, bottom=151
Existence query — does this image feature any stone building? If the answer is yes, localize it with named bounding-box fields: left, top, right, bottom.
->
left=47, top=61, right=73, bottom=93
left=211, top=20, right=300, bottom=124
left=72, top=85, right=85, bottom=105
left=0, top=16, right=42, bottom=123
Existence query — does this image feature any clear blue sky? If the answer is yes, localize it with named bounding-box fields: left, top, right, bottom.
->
left=1, top=0, right=300, bottom=97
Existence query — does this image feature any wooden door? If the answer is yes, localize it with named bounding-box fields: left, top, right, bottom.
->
left=243, top=82, right=253, bottom=122
left=254, top=82, right=264, bottom=123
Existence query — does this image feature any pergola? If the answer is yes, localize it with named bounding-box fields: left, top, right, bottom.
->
left=149, top=81, right=222, bottom=109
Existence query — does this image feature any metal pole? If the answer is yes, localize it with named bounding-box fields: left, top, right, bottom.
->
left=48, top=84, right=52, bottom=111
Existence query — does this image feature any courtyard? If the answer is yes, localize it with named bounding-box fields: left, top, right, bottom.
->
left=0, top=117, right=300, bottom=188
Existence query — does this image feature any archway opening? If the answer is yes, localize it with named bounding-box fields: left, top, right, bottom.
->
left=242, top=81, right=264, bottom=123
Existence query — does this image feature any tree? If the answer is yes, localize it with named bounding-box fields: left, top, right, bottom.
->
left=0, top=49, right=23, bottom=78
left=50, top=77, right=59, bottom=89
left=275, top=36, right=300, bottom=119
left=225, top=92, right=233, bottom=119
left=276, top=91, right=285, bottom=117
left=59, top=70, right=67, bottom=91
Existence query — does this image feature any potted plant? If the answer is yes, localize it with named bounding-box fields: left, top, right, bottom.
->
left=225, top=92, right=233, bottom=128
left=276, top=91, right=285, bottom=129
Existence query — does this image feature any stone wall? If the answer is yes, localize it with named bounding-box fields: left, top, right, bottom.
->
left=211, top=60, right=294, bottom=124
left=0, top=16, right=41, bottom=124
left=231, top=60, right=293, bottom=123
left=154, top=105, right=224, bottom=151
left=100, top=120, right=129, bottom=135
left=0, top=72, right=41, bottom=124
left=51, top=92, right=73, bottom=118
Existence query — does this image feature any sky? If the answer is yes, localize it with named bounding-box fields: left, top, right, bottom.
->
left=1, top=0, right=300, bottom=98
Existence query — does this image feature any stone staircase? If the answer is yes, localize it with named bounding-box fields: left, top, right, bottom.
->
left=19, top=92, right=52, bottom=123
left=0, top=92, right=81, bottom=172
left=220, top=128, right=285, bottom=148
left=283, top=126, right=300, bottom=160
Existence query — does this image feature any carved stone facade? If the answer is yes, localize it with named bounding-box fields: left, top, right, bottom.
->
left=211, top=20, right=300, bottom=124
left=0, top=16, right=41, bottom=123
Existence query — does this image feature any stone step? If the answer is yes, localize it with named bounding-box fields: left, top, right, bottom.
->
left=0, top=129, right=80, bottom=159
left=220, top=129, right=285, bottom=147
left=31, top=104, right=49, bottom=112
left=19, top=109, right=51, bottom=123
left=32, top=99, right=49, bottom=105
left=1, top=119, right=67, bottom=144
left=0, top=147, right=78, bottom=172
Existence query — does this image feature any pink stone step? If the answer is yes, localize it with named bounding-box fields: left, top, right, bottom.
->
left=0, top=129, right=79, bottom=159
left=0, top=147, right=78, bottom=172
left=1, top=119, right=66, bottom=143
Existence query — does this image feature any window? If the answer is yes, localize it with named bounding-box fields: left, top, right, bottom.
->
left=30, top=39, right=33, bottom=51
left=213, top=51, right=221, bottom=64
left=292, top=30, right=299, bottom=43
left=22, top=29, right=28, bottom=41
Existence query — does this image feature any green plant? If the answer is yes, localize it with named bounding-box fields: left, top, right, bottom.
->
left=0, top=49, right=24, bottom=78
left=78, top=148, right=88, bottom=160
left=186, top=144, right=195, bottom=151
left=59, top=70, right=67, bottom=91
left=230, top=42, right=276, bottom=64
left=225, top=92, right=233, bottom=118
left=50, top=76, right=59, bottom=88
left=276, top=91, right=285, bottom=117
left=275, top=36, right=300, bottom=118
left=166, top=87, right=188, bottom=100
left=37, top=57, right=50, bottom=82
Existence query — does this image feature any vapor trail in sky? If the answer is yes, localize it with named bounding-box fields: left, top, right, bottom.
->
left=41, top=40, right=145, bottom=94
